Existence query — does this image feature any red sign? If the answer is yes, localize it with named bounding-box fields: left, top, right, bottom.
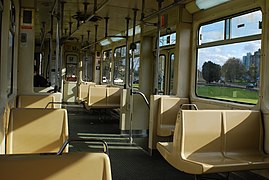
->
left=21, top=25, right=32, bottom=29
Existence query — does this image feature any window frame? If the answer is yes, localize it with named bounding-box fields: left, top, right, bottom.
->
left=195, top=9, right=262, bottom=105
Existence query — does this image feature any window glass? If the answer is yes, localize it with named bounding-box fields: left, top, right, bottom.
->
left=102, top=49, right=112, bottom=83
left=82, top=53, right=93, bottom=82
left=231, top=11, right=262, bottom=39
left=8, top=0, right=15, bottom=96
left=66, top=55, right=78, bottom=81
left=199, top=21, right=225, bottom=45
left=196, top=10, right=261, bottom=104
left=169, top=53, right=175, bottom=95
left=132, top=42, right=140, bottom=88
left=159, top=32, right=176, bottom=47
left=114, top=46, right=126, bottom=85
left=158, top=55, right=166, bottom=94
left=8, top=31, right=14, bottom=95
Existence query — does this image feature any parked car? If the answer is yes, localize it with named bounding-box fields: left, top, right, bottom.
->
left=246, top=83, right=254, bottom=89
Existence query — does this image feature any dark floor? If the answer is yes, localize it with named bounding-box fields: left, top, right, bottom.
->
left=66, top=106, right=268, bottom=180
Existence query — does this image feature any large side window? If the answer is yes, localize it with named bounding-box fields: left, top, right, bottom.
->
left=113, top=46, right=126, bottom=85
left=196, top=10, right=262, bottom=104
left=8, top=0, right=15, bottom=96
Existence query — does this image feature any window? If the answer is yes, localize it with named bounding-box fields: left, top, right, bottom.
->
left=102, top=49, right=112, bottom=83
left=82, top=53, right=93, bottom=82
left=132, top=42, right=140, bottom=88
left=114, top=46, right=126, bottom=85
left=169, top=53, right=175, bottom=94
left=231, top=11, right=262, bottom=39
left=159, top=32, right=176, bottom=47
left=66, top=54, right=78, bottom=81
left=196, top=10, right=261, bottom=104
left=158, top=55, right=166, bottom=94
left=199, top=21, right=225, bottom=44
left=8, top=0, right=15, bottom=96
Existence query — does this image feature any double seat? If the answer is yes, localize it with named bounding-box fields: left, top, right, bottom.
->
left=2, top=97, right=112, bottom=179
left=87, top=86, right=122, bottom=109
left=77, top=82, right=96, bottom=102
left=157, top=109, right=269, bottom=174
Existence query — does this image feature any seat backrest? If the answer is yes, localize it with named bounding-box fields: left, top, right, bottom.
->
left=223, top=110, right=262, bottom=155
left=106, top=87, right=121, bottom=107
left=0, top=152, right=112, bottom=180
left=6, top=108, right=68, bottom=154
left=180, top=110, right=222, bottom=158
left=77, top=82, right=96, bottom=102
left=157, top=97, right=189, bottom=136
left=17, top=95, right=55, bottom=108
left=88, top=86, right=107, bottom=107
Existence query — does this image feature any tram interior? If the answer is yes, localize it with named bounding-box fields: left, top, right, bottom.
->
left=0, top=0, right=269, bottom=179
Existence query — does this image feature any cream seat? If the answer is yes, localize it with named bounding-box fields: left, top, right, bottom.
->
left=17, top=94, right=56, bottom=108
left=223, top=110, right=269, bottom=167
left=88, top=86, right=107, bottom=108
left=157, top=110, right=262, bottom=174
left=77, top=82, right=96, bottom=102
left=157, top=97, right=189, bottom=136
left=6, top=108, right=68, bottom=154
left=0, top=152, right=111, bottom=180
left=87, top=86, right=122, bottom=109
left=106, top=87, right=121, bottom=108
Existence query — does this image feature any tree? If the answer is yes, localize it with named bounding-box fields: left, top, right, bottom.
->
left=202, top=61, right=221, bottom=83
left=221, top=57, right=246, bottom=82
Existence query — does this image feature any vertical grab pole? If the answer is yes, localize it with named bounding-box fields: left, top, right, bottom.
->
left=129, top=9, right=138, bottom=144
left=49, top=14, right=53, bottom=84
left=59, top=1, right=65, bottom=92
left=55, top=0, right=60, bottom=92
left=124, top=17, right=131, bottom=143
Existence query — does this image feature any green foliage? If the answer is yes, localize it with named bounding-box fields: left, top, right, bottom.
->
left=202, top=61, right=221, bottom=83
left=221, top=57, right=246, bottom=82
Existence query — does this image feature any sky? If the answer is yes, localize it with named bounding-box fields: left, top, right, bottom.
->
left=197, top=10, right=262, bottom=70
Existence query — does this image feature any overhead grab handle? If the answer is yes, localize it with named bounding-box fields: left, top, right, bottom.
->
left=180, top=104, right=198, bottom=110
left=57, top=138, right=109, bottom=155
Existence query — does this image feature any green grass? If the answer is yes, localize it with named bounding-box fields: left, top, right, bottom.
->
left=133, top=84, right=139, bottom=88
left=197, top=85, right=258, bottom=104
